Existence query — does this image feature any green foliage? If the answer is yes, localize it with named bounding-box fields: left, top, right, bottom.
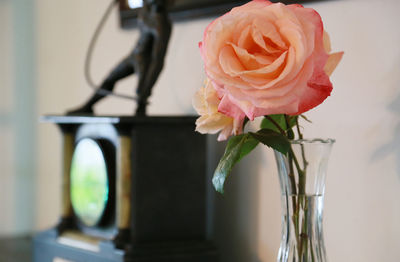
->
left=212, top=114, right=300, bottom=194
left=212, top=134, right=259, bottom=194
left=70, top=140, right=109, bottom=226
left=70, top=163, right=109, bottom=226
left=249, top=129, right=290, bottom=155
left=261, top=114, right=298, bottom=133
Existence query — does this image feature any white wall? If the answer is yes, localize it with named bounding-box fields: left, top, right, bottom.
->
left=1, top=0, right=399, bottom=261
left=0, top=0, right=36, bottom=236
left=0, top=0, right=17, bottom=236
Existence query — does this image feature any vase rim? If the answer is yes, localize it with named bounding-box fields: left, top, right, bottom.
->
left=289, top=138, right=335, bottom=144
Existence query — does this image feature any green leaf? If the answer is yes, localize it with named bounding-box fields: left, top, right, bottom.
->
left=261, top=114, right=286, bottom=132
left=212, top=134, right=259, bottom=194
left=285, top=115, right=296, bottom=139
left=261, top=114, right=298, bottom=132
left=286, top=115, right=298, bottom=128
left=249, top=129, right=290, bottom=155
left=239, top=136, right=259, bottom=161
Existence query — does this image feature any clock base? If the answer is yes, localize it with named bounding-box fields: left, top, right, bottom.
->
left=34, top=230, right=218, bottom=262
left=35, top=115, right=219, bottom=262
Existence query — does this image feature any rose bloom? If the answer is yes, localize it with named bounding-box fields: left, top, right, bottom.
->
left=193, top=79, right=244, bottom=141
left=199, top=0, right=343, bottom=121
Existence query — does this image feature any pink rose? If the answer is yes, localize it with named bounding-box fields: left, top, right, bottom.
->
left=199, top=0, right=343, bottom=121
left=193, top=79, right=244, bottom=141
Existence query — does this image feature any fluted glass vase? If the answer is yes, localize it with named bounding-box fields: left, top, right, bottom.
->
left=274, top=139, right=334, bottom=262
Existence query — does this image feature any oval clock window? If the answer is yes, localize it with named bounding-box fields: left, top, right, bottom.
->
left=70, top=138, right=109, bottom=227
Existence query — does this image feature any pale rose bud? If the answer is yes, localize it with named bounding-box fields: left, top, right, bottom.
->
left=199, top=0, right=343, bottom=120
left=193, top=80, right=244, bottom=141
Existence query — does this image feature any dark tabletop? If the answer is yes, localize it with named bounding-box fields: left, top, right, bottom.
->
left=0, top=236, right=32, bottom=262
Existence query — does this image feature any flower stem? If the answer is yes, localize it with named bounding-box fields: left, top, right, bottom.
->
left=296, top=117, right=308, bottom=169
left=292, top=117, right=311, bottom=261
left=265, top=114, right=314, bottom=261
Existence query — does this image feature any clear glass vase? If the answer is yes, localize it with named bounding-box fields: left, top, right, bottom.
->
left=274, top=139, right=334, bottom=262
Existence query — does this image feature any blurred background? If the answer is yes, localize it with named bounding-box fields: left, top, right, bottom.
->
left=0, top=0, right=399, bottom=261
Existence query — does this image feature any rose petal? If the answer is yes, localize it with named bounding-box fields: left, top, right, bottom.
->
left=253, top=17, right=287, bottom=50
left=237, top=25, right=255, bottom=52
left=198, top=1, right=342, bottom=119
left=195, top=114, right=233, bottom=134
left=239, top=51, right=287, bottom=77
left=218, top=94, right=250, bottom=120
left=229, top=42, right=263, bottom=70
left=226, top=45, right=287, bottom=83
left=219, top=45, right=245, bottom=77
left=292, top=67, right=332, bottom=115
left=192, top=87, right=207, bottom=115
left=324, top=51, right=343, bottom=76
left=217, top=124, right=234, bottom=141
left=323, top=31, right=331, bottom=53
left=251, top=25, right=283, bottom=54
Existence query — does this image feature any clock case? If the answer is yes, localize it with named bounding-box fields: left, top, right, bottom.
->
left=33, top=115, right=218, bottom=262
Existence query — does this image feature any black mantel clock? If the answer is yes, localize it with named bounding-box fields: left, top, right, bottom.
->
left=33, top=0, right=223, bottom=260
left=34, top=115, right=217, bottom=262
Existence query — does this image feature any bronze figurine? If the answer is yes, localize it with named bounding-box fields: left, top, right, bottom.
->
left=68, top=0, right=172, bottom=116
